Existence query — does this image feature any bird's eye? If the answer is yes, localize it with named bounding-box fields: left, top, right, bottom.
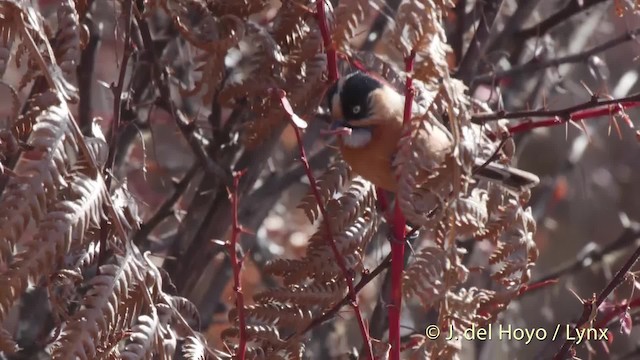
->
left=352, top=105, right=361, bottom=114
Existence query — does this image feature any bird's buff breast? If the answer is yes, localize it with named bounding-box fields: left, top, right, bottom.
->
left=338, top=125, right=401, bottom=192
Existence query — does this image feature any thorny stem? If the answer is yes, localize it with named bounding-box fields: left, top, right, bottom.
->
left=273, top=90, right=374, bottom=359
left=228, top=172, right=248, bottom=360
left=315, top=0, right=339, bottom=82
left=388, top=49, right=417, bottom=360
left=507, top=103, right=640, bottom=135
left=470, top=92, right=640, bottom=135
left=553, top=242, right=640, bottom=359
left=472, top=94, right=640, bottom=123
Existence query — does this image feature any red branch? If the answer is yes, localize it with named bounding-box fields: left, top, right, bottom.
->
left=517, top=278, right=558, bottom=297
left=508, top=101, right=640, bottom=134
left=470, top=92, right=640, bottom=135
left=228, top=171, right=247, bottom=359
left=388, top=49, right=417, bottom=360
left=554, top=242, right=640, bottom=359
left=315, top=0, right=338, bottom=82
left=272, top=89, right=374, bottom=359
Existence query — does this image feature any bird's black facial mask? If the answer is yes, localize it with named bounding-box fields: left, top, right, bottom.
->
left=339, top=72, right=383, bottom=124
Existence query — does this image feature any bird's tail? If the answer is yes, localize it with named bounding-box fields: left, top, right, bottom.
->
left=474, top=159, right=540, bottom=192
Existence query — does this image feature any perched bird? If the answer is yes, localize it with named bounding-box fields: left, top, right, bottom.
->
left=326, top=71, right=539, bottom=193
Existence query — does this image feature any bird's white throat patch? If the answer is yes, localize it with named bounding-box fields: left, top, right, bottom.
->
left=342, top=128, right=372, bottom=148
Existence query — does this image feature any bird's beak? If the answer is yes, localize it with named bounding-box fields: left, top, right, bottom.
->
left=330, top=119, right=346, bottom=130
left=321, top=120, right=352, bottom=137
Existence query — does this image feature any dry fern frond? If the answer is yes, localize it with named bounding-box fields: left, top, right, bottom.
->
left=51, top=254, right=145, bottom=360
left=164, top=0, right=245, bottom=51
left=217, top=23, right=284, bottom=107
left=330, top=0, right=370, bottom=52
left=12, top=91, right=78, bottom=197
left=298, top=157, right=352, bottom=223
left=393, top=116, right=454, bottom=227
left=10, top=91, right=60, bottom=142
left=229, top=302, right=314, bottom=333
left=445, top=287, right=498, bottom=332
left=284, top=51, right=327, bottom=112
left=167, top=295, right=201, bottom=329
left=232, top=176, right=378, bottom=357
left=0, top=172, right=106, bottom=326
left=270, top=0, right=314, bottom=54
left=2, top=0, right=78, bottom=100
left=267, top=177, right=377, bottom=285
left=120, top=305, right=160, bottom=360
left=54, top=0, right=86, bottom=79
left=390, top=0, right=453, bottom=82
left=403, top=246, right=468, bottom=309
left=181, top=335, right=210, bottom=360
left=487, top=199, right=538, bottom=290
left=449, top=188, right=489, bottom=238
left=222, top=324, right=305, bottom=359
left=155, top=302, right=179, bottom=359
left=254, top=279, right=346, bottom=309
left=0, top=175, right=47, bottom=262
left=177, top=19, right=245, bottom=104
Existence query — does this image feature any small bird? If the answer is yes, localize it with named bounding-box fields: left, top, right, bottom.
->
left=326, top=71, right=539, bottom=193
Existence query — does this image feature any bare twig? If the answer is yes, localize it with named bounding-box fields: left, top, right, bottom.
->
left=100, top=0, right=134, bottom=268
left=533, top=220, right=640, bottom=286
left=475, top=27, right=640, bottom=83
left=134, top=10, right=231, bottom=185
left=455, top=0, right=505, bottom=83
left=471, top=92, right=640, bottom=125
left=553, top=228, right=640, bottom=358
left=516, top=0, right=609, bottom=40
left=272, top=89, right=374, bottom=359
left=485, top=0, right=541, bottom=54
left=134, top=164, right=200, bottom=245
left=227, top=171, right=248, bottom=360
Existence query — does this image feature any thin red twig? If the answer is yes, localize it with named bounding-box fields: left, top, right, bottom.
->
left=227, top=171, right=248, bottom=359
left=508, top=101, right=640, bottom=134
left=472, top=95, right=640, bottom=123
left=517, top=278, right=558, bottom=297
left=554, top=242, right=640, bottom=359
left=271, top=89, right=374, bottom=359
left=388, top=49, right=417, bottom=360
left=315, top=0, right=338, bottom=82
